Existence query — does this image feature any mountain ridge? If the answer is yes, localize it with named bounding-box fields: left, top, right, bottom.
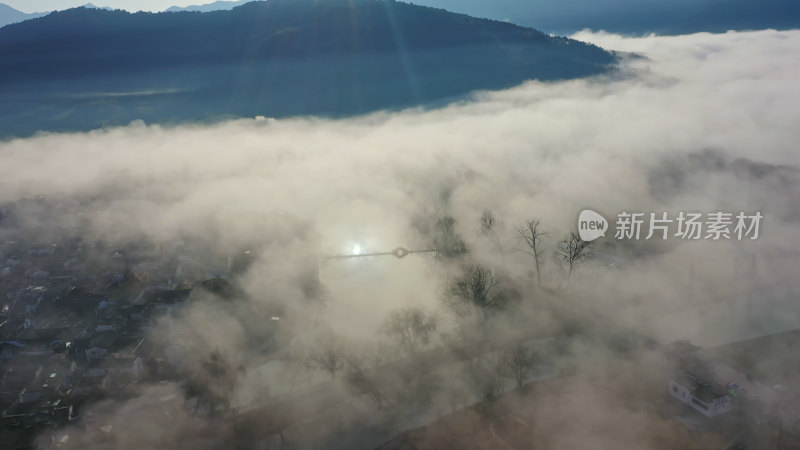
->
left=165, top=0, right=255, bottom=12
left=0, top=0, right=607, bottom=81
left=0, top=3, right=48, bottom=29
left=408, top=0, right=800, bottom=35
left=0, top=0, right=617, bottom=137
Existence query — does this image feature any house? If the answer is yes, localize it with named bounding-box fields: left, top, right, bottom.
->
left=669, top=372, right=733, bottom=418
left=18, top=389, right=42, bottom=404
left=0, top=341, right=25, bottom=359
left=133, top=287, right=192, bottom=306
left=85, top=356, right=144, bottom=381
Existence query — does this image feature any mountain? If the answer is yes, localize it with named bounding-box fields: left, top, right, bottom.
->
left=165, top=0, right=256, bottom=13
left=0, top=0, right=616, bottom=137
left=662, top=0, right=800, bottom=35
left=0, top=3, right=48, bottom=29
left=82, top=3, right=114, bottom=11
left=407, top=0, right=800, bottom=35
left=0, top=3, right=114, bottom=30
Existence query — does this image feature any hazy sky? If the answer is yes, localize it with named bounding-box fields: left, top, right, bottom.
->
left=4, top=0, right=212, bottom=13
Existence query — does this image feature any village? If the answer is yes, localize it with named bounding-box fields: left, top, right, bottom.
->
left=1, top=196, right=798, bottom=449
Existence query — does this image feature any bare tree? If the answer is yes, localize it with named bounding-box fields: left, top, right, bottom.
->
left=479, top=210, right=504, bottom=254
left=194, top=350, right=238, bottom=415
left=366, top=340, right=394, bottom=369
left=440, top=373, right=470, bottom=413
left=501, top=343, right=538, bottom=390
left=516, top=219, right=548, bottom=285
left=554, top=231, right=593, bottom=282
left=444, top=264, right=502, bottom=320
left=309, top=332, right=347, bottom=379
left=382, top=307, right=437, bottom=356
left=344, top=354, right=385, bottom=409
left=282, top=345, right=315, bottom=390
left=468, top=356, right=504, bottom=403
left=480, top=210, right=496, bottom=235
left=432, top=215, right=469, bottom=259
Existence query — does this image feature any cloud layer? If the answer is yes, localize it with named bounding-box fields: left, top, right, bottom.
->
left=2, top=30, right=799, bottom=333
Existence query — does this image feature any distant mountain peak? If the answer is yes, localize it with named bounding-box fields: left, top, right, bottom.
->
left=81, top=3, right=113, bottom=10
left=165, top=0, right=257, bottom=13
left=0, top=3, right=49, bottom=28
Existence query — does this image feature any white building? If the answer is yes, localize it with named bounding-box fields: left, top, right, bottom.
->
left=669, top=372, right=733, bottom=417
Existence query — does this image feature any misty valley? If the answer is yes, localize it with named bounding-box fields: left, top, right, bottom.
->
left=0, top=1, right=799, bottom=450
